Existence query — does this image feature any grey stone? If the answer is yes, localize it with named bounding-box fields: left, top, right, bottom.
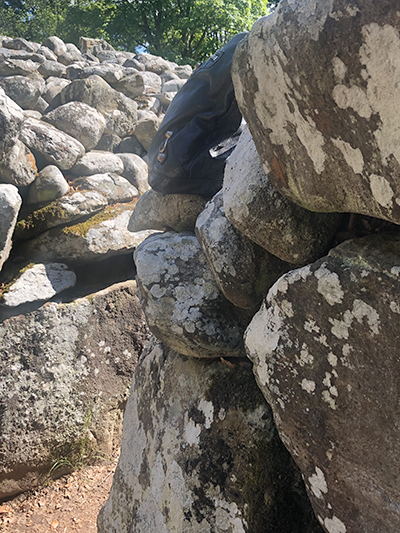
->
left=0, top=280, right=149, bottom=499
left=73, top=173, right=139, bottom=204
left=20, top=117, right=85, bottom=171
left=0, top=140, right=37, bottom=187
left=79, top=37, right=115, bottom=55
left=0, top=58, right=38, bottom=76
left=140, top=70, right=162, bottom=94
left=33, top=96, right=49, bottom=114
left=43, top=76, right=70, bottom=104
left=128, top=189, right=205, bottom=232
left=27, top=165, right=70, bottom=205
left=95, top=133, right=122, bottom=152
left=174, top=64, right=193, bottom=79
left=42, top=36, right=67, bottom=57
left=110, top=72, right=145, bottom=99
left=2, top=37, right=37, bottom=53
left=161, top=77, right=186, bottom=93
left=59, top=75, right=138, bottom=138
left=98, top=339, right=322, bottom=533
left=134, top=110, right=162, bottom=151
left=232, top=0, right=400, bottom=225
left=0, top=184, right=21, bottom=271
left=223, top=126, right=342, bottom=264
left=81, top=63, right=125, bottom=84
left=0, top=87, right=24, bottom=159
left=1, top=263, right=76, bottom=307
left=0, top=75, right=43, bottom=110
left=245, top=232, right=400, bottom=533
left=116, top=135, right=146, bottom=157
left=37, top=45, right=58, bottom=62
left=134, top=231, right=247, bottom=358
left=70, top=151, right=124, bottom=176
left=38, top=60, right=67, bottom=79
left=134, top=53, right=174, bottom=74
left=15, top=189, right=107, bottom=240
left=116, top=153, right=148, bottom=195
left=43, top=101, right=106, bottom=151
left=58, top=50, right=85, bottom=66
left=134, top=94, right=160, bottom=113
left=196, top=191, right=294, bottom=309
left=20, top=202, right=153, bottom=265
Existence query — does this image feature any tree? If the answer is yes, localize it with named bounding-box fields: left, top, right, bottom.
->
left=106, top=0, right=270, bottom=64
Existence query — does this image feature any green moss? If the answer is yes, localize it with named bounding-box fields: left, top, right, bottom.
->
left=61, top=200, right=137, bottom=238
left=0, top=262, right=35, bottom=300
left=15, top=202, right=71, bottom=240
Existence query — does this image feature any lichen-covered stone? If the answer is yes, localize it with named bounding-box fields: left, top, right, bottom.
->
left=0, top=184, right=22, bottom=272
left=134, top=232, right=247, bottom=358
left=98, top=339, right=322, bottom=533
left=20, top=202, right=152, bottom=265
left=1, top=262, right=76, bottom=307
left=27, top=165, right=70, bottom=205
left=116, top=153, right=149, bottom=196
left=42, top=101, right=106, bottom=151
left=0, top=140, right=37, bottom=187
left=73, top=173, right=139, bottom=204
left=133, top=109, right=162, bottom=151
left=245, top=232, right=400, bottom=533
left=223, top=126, right=342, bottom=264
left=69, top=150, right=124, bottom=177
left=20, top=117, right=85, bottom=170
left=232, top=0, right=400, bottom=225
left=15, top=190, right=107, bottom=240
left=0, top=74, right=43, bottom=110
left=196, top=191, right=294, bottom=309
left=0, top=87, right=24, bottom=160
left=0, top=280, right=149, bottom=499
left=128, top=189, right=206, bottom=232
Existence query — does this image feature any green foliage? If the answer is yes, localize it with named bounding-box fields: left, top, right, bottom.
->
left=0, top=0, right=279, bottom=64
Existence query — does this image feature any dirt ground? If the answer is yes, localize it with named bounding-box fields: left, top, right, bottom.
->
left=0, top=455, right=118, bottom=533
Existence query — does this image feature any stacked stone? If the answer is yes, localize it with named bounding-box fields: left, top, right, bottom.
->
left=102, top=1, right=400, bottom=532
left=0, top=34, right=192, bottom=311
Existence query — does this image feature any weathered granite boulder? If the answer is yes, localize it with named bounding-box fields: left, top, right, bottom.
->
left=20, top=117, right=85, bottom=170
left=15, top=190, right=107, bottom=240
left=38, top=59, right=67, bottom=79
left=20, top=202, right=152, bottom=265
left=2, top=37, right=38, bottom=53
left=133, top=110, right=162, bottom=151
left=98, top=339, right=323, bottom=533
left=0, top=74, right=43, bottom=110
left=27, top=165, right=70, bottom=205
left=245, top=232, right=400, bottom=533
left=0, top=87, right=24, bottom=159
left=232, top=0, right=400, bottom=225
left=43, top=76, right=70, bottom=104
left=0, top=139, right=37, bottom=187
left=0, top=262, right=76, bottom=308
left=134, top=53, right=173, bottom=74
left=0, top=58, right=38, bottom=76
left=73, top=174, right=139, bottom=204
left=196, top=191, right=294, bottom=309
left=128, top=189, right=206, bottom=232
left=59, top=75, right=138, bottom=138
left=110, top=72, right=145, bottom=99
left=116, top=153, right=149, bottom=196
left=134, top=232, right=247, bottom=358
left=0, top=184, right=22, bottom=271
left=42, top=101, right=107, bottom=151
left=223, top=126, right=342, bottom=264
left=42, top=36, right=67, bottom=57
left=0, top=280, right=149, bottom=499
left=69, top=150, right=124, bottom=177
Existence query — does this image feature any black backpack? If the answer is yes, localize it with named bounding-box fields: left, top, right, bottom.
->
left=148, top=32, right=247, bottom=198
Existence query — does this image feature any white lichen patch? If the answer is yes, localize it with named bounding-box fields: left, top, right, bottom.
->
left=352, top=299, right=380, bottom=334
left=286, top=0, right=334, bottom=41
left=308, top=466, right=328, bottom=499
left=198, top=399, right=214, bottom=429
left=332, top=57, right=347, bottom=81
left=369, top=174, right=394, bottom=208
left=390, top=301, right=400, bottom=314
left=296, top=344, right=314, bottom=366
left=360, top=23, right=400, bottom=167
left=301, top=378, right=316, bottom=394
left=324, top=515, right=347, bottom=533
left=314, top=264, right=344, bottom=305
left=327, top=352, right=338, bottom=367
left=332, top=84, right=372, bottom=119
left=391, top=266, right=400, bottom=276
left=332, top=138, right=364, bottom=174
left=184, top=417, right=201, bottom=446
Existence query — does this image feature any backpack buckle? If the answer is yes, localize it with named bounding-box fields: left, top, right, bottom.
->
left=157, top=131, right=173, bottom=163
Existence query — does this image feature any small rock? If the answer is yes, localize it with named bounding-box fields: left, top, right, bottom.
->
left=0, top=140, right=37, bottom=187
left=116, top=153, right=148, bottom=195
left=38, top=60, right=67, bottom=79
left=1, top=263, right=76, bottom=307
left=0, top=87, right=24, bottom=159
left=69, top=151, right=124, bottom=176
left=73, top=173, right=138, bottom=203
left=0, top=75, right=43, bottom=110
left=128, top=189, right=205, bottom=232
left=42, top=36, right=67, bottom=57
left=0, top=184, right=22, bottom=271
left=27, top=165, right=70, bottom=205
left=134, top=110, right=162, bottom=151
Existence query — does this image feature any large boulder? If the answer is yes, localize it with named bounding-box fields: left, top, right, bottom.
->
left=245, top=232, right=400, bottom=533
left=0, top=88, right=24, bottom=159
left=0, top=185, right=22, bottom=272
left=196, top=191, right=294, bottom=309
left=0, top=74, right=43, bottom=110
left=134, top=232, right=248, bottom=358
left=0, top=280, right=149, bottom=499
left=232, top=0, right=400, bottom=225
left=20, top=117, right=85, bottom=171
left=0, top=140, right=37, bottom=187
left=98, top=339, right=322, bottom=533
left=223, top=126, right=342, bottom=265
left=59, top=75, right=138, bottom=138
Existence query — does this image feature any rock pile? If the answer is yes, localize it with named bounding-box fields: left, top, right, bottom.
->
left=0, top=34, right=192, bottom=498
left=100, top=1, right=400, bottom=532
